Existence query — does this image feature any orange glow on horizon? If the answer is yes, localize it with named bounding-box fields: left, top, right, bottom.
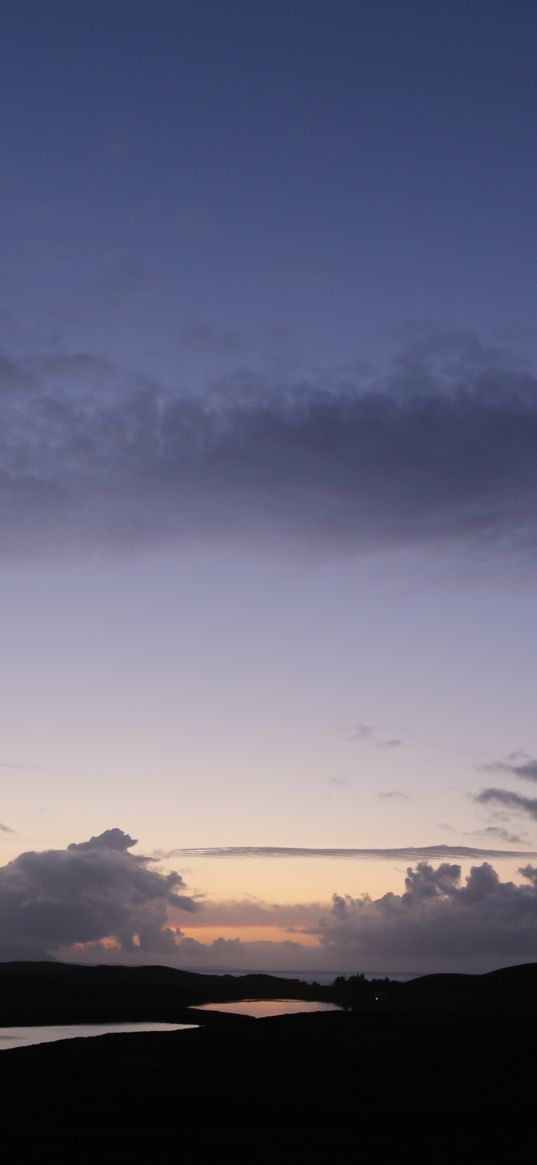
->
left=175, top=924, right=321, bottom=947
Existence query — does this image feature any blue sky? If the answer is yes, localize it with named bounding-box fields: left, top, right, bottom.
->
left=1, top=1, right=537, bottom=974
left=3, top=0, right=537, bottom=376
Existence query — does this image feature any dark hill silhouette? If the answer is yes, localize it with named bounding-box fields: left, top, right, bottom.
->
left=0, top=961, right=334, bottom=1026
left=0, top=964, right=536, bottom=1163
left=484, top=960, right=537, bottom=989
left=1, top=960, right=537, bottom=1025
left=393, top=962, right=537, bottom=1009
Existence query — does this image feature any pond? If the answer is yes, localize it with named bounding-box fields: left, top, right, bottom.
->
left=195, top=998, right=342, bottom=1019
left=0, top=1022, right=198, bottom=1052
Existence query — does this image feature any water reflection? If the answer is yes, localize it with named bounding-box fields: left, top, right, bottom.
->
left=0, top=1022, right=197, bottom=1051
left=196, top=999, right=342, bottom=1019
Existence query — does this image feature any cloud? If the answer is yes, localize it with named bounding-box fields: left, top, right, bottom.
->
left=347, top=724, right=374, bottom=741
left=378, top=789, right=409, bottom=800
left=62, top=861, right=537, bottom=976
left=67, top=828, right=137, bottom=853
left=2, top=331, right=537, bottom=561
left=475, top=788, right=537, bottom=822
left=483, top=753, right=537, bottom=783
left=346, top=723, right=402, bottom=747
left=313, top=861, right=537, bottom=965
left=470, top=825, right=528, bottom=845
left=163, top=843, right=537, bottom=860
left=170, top=897, right=325, bottom=931
left=0, top=822, right=14, bottom=834
left=0, top=828, right=199, bottom=960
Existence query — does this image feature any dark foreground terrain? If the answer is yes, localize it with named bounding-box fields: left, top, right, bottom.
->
left=1, top=961, right=535, bottom=1163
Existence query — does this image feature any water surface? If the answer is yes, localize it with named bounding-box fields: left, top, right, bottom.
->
left=0, top=1022, right=197, bottom=1051
left=196, top=998, right=342, bottom=1019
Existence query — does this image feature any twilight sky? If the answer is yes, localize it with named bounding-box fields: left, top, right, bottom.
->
left=2, top=0, right=537, bottom=975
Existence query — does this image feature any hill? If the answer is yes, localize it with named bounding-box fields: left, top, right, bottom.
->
left=1, top=961, right=536, bottom=1162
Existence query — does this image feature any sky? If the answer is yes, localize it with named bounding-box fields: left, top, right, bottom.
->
left=2, top=0, right=537, bottom=976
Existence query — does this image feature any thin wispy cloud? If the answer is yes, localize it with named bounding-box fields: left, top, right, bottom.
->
left=482, top=753, right=537, bottom=783
left=163, top=844, right=537, bottom=861
left=0, top=762, right=48, bottom=771
left=346, top=723, right=403, bottom=747
left=475, top=788, right=537, bottom=822
left=347, top=724, right=375, bottom=741
left=469, top=825, right=528, bottom=846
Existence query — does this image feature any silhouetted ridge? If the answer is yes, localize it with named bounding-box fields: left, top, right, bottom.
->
left=403, top=963, right=537, bottom=998
left=0, top=961, right=332, bottom=1026
left=2, top=960, right=537, bottom=1026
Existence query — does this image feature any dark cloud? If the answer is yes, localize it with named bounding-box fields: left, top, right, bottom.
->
left=378, top=788, right=409, bottom=800
left=0, top=828, right=199, bottom=960
left=63, top=861, right=537, bottom=975
left=2, top=332, right=537, bottom=560
left=0, top=822, right=14, bottom=834
left=483, top=754, right=537, bottom=783
left=68, top=828, right=137, bottom=853
left=475, top=788, right=537, bottom=822
left=164, top=843, right=537, bottom=861
left=314, top=861, right=537, bottom=963
left=512, top=760, right=537, bottom=782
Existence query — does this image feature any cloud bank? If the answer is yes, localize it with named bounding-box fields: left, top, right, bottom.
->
left=0, top=828, right=199, bottom=961
left=2, top=333, right=537, bottom=560
left=313, top=861, right=537, bottom=966
left=63, top=858, right=537, bottom=976
left=2, top=832, right=537, bottom=972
